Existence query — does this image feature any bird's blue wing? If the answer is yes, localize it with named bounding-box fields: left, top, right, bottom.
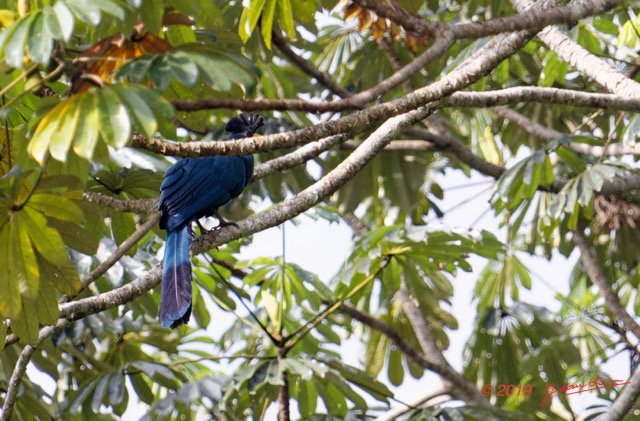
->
left=159, top=156, right=248, bottom=230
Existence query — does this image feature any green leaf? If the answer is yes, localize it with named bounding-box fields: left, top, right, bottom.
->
left=47, top=218, right=100, bottom=254
left=130, top=374, right=154, bottom=405
left=138, top=0, right=163, bottom=34
left=261, top=290, right=281, bottom=332
left=0, top=222, right=22, bottom=317
left=112, top=85, right=156, bottom=138
left=167, top=51, right=199, bottom=86
left=35, top=277, right=60, bottom=325
left=49, top=96, right=81, bottom=162
left=72, top=93, right=100, bottom=160
left=4, top=16, right=30, bottom=68
left=11, top=297, right=39, bottom=344
left=28, top=13, right=53, bottom=65
left=27, top=193, right=83, bottom=222
left=555, top=147, right=586, bottom=174
left=97, top=87, right=131, bottom=149
left=278, top=0, right=296, bottom=40
left=109, top=210, right=136, bottom=251
left=13, top=211, right=40, bottom=298
left=388, top=347, right=404, bottom=386
left=260, top=0, right=277, bottom=48
left=108, top=372, right=125, bottom=405
left=246, top=0, right=268, bottom=38
left=64, top=0, right=101, bottom=25
left=149, top=55, right=172, bottom=90
left=23, top=207, right=80, bottom=295
left=44, top=5, right=66, bottom=40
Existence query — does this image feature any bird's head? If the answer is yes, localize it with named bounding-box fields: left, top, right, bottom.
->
left=225, top=113, right=265, bottom=139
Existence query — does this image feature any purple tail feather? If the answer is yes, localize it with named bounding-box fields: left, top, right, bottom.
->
left=159, top=225, right=192, bottom=328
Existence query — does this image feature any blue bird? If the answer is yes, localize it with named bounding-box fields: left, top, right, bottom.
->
left=158, top=113, right=264, bottom=328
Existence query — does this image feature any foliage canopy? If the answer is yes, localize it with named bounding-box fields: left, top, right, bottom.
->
left=0, top=0, right=640, bottom=419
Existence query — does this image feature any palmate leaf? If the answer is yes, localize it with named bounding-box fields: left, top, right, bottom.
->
left=335, top=225, right=503, bottom=307
left=548, top=161, right=629, bottom=230
left=223, top=356, right=390, bottom=417
left=474, top=253, right=533, bottom=310
left=463, top=302, right=580, bottom=414
left=0, top=0, right=134, bottom=68
left=0, top=170, right=92, bottom=341
left=28, top=83, right=175, bottom=164
left=491, top=149, right=554, bottom=214
left=118, top=44, right=259, bottom=92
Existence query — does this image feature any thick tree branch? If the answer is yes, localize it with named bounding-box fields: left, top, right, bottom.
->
left=340, top=139, right=434, bottom=152
left=83, top=192, right=157, bottom=213
left=353, top=0, right=620, bottom=40
left=512, top=0, right=638, bottom=98
left=338, top=303, right=436, bottom=372
left=173, top=35, right=453, bottom=114
left=397, top=283, right=492, bottom=409
left=602, top=362, right=640, bottom=421
left=140, top=30, right=534, bottom=158
left=171, top=87, right=640, bottom=116
left=251, top=135, right=347, bottom=181
left=573, top=229, right=640, bottom=340
left=447, top=88, right=640, bottom=112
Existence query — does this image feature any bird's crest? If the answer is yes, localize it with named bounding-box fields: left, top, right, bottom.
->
left=225, top=113, right=265, bottom=136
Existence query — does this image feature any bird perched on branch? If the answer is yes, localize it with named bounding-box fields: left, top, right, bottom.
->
left=158, top=113, right=264, bottom=328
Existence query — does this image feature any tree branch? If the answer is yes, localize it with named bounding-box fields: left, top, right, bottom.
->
left=171, top=86, right=640, bottom=114
left=251, top=135, right=347, bottom=181
left=338, top=303, right=435, bottom=372
left=139, top=30, right=534, bottom=158
left=1, top=318, right=73, bottom=420
left=353, top=0, right=620, bottom=40
left=83, top=192, right=157, bottom=213
left=573, top=229, right=640, bottom=341
left=512, top=0, right=638, bottom=98
left=493, top=106, right=640, bottom=156
left=173, top=34, right=453, bottom=114
left=272, top=30, right=350, bottom=98
left=602, top=362, right=640, bottom=421
left=60, top=212, right=161, bottom=303
left=397, top=282, right=492, bottom=409
left=446, top=88, right=640, bottom=112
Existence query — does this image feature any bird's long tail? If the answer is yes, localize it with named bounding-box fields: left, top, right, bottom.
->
left=159, top=225, right=192, bottom=328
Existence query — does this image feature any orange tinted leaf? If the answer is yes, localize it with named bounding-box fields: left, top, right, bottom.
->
left=137, top=32, right=171, bottom=53
left=358, top=9, right=373, bottom=32
left=372, top=18, right=387, bottom=41
left=390, top=22, right=401, bottom=41
left=405, top=33, right=419, bottom=54
left=344, top=3, right=361, bottom=20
